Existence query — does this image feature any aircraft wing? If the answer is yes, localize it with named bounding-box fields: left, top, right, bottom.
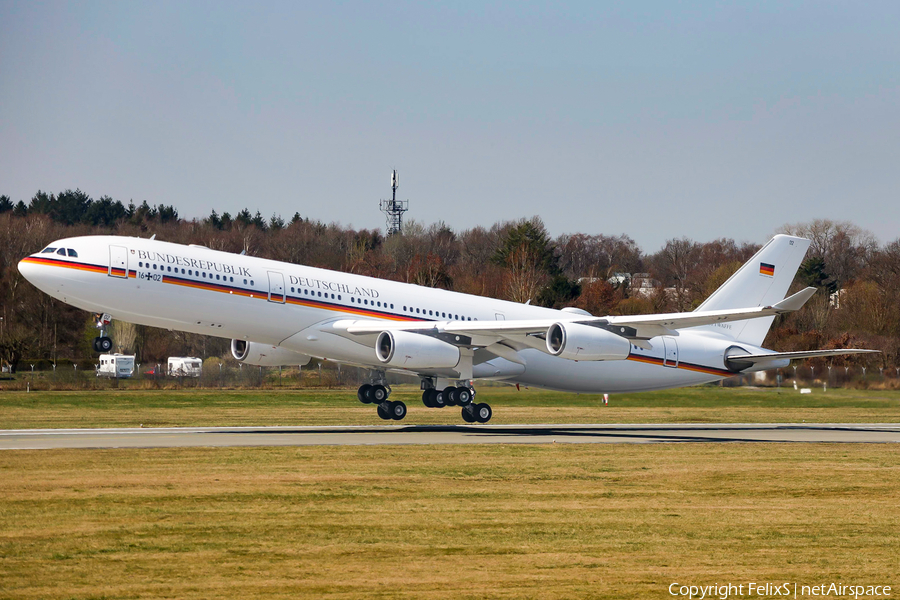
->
left=728, top=349, right=880, bottom=364
left=333, top=287, right=820, bottom=344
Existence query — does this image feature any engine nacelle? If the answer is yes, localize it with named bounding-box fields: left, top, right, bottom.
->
left=546, top=322, right=631, bottom=361
left=375, top=330, right=461, bottom=369
left=231, top=339, right=312, bottom=367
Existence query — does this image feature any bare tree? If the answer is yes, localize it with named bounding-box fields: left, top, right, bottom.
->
left=778, top=219, right=877, bottom=286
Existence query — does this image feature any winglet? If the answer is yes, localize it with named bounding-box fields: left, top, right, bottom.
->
left=771, top=287, right=817, bottom=312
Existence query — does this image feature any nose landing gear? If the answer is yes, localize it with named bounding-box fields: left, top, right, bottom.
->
left=92, top=313, right=114, bottom=353
left=93, top=336, right=113, bottom=353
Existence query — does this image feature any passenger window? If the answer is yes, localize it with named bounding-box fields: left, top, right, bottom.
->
left=153, top=264, right=157, bottom=270
left=202, top=272, right=206, bottom=278
left=416, top=308, right=420, bottom=313
left=67, top=249, right=77, bottom=257
left=168, top=266, right=172, bottom=272
left=351, top=297, right=355, bottom=303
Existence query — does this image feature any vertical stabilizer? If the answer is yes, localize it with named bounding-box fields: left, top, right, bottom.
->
left=694, top=234, right=811, bottom=345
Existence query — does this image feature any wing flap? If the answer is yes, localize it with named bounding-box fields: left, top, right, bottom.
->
left=605, top=287, right=819, bottom=338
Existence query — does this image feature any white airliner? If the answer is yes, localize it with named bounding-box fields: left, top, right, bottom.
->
left=18, top=233, right=875, bottom=423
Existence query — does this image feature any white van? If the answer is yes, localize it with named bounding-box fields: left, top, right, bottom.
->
left=96, top=354, right=135, bottom=378
left=168, top=357, right=203, bottom=377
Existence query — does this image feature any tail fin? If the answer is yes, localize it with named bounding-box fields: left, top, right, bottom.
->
left=695, top=234, right=811, bottom=345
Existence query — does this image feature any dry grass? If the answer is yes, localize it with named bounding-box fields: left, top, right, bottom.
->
left=1, top=386, right=900, bottom=429
left=0, top=444, right=898, bottom=599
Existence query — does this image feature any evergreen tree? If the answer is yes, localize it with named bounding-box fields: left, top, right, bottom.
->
left=798, top=257, right=838, bottom=294
left=206, top=210, right=223, bottom=230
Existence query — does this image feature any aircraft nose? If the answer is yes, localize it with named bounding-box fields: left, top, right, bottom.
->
left=18, top=256, right=46, bottom=287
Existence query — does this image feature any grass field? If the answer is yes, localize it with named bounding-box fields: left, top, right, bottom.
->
left=1, top=387, right=898, bottom=598
left=1, top=444, right=898, bottom=599
left=0, top=385, right=899, bottom=429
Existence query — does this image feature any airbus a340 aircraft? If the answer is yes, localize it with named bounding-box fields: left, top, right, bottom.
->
left=18, top=233, right=875, bottom=423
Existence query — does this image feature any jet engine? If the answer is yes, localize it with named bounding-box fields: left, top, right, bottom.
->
left=231, top=339, right=312, bottom=367
left=546, top=322, right=631, bottom=361
left=375, top=330, right=461, bottom=369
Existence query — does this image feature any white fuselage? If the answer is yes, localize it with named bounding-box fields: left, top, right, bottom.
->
left=19, top=235, right=770, bottom=393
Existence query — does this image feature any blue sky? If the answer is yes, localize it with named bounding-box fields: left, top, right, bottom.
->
left=1, top=1, right=898, bottom=250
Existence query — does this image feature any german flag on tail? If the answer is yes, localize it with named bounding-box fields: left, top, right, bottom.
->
left=759, top=262, right=775, bottom=277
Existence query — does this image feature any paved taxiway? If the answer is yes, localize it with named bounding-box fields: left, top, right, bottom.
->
left=1, top=423, right=899, bottom=449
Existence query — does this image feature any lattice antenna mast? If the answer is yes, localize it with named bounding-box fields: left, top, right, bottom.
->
left=379, top=170, right=409, bottom=236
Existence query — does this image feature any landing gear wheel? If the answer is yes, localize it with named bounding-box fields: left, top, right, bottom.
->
left=433, top=389, right=447, bottom=408
left=462, top=404, right=477, bottom=423
left=372, top=385, right=389, bottom=402
left=377, top=403, right=392, bottom=420
left=358, top=384, right=373, bottom=404
left=93, top=336, right=113, bottom=353
left=422, top=389, right=435, bottom=408
left=456, top=387, right=472, bottom=405
left=474, top=403, right=492, bottom=423
left=388, top=400, right=407, bottom=420
left=443, top=386, right=457, bottom=406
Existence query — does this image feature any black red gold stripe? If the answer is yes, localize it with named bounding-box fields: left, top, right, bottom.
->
left=21, top=256, right=108, bottom=275
left=759, top=262, right=775, bottom=276
left=626, top=353, right=732, bottom=377
left=22, top=255, right=425, bottom=323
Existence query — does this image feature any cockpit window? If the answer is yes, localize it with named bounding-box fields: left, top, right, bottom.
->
left=67, top=249, right=78, bottom=257
left=41, top=247, right=57, bottom=254
left=57, top=248, right=66, bottom=256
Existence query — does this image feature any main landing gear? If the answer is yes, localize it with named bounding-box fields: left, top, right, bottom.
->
left=421, top=381, right=492, bottom=423
left=356, top=372, right=492, bottom=424
left=92, top=313, right=113, bottom=353
left=357, top=373, right=407, bottom=421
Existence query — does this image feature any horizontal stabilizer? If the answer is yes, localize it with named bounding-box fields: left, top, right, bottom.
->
left=770, top=287, right=817, bottom=311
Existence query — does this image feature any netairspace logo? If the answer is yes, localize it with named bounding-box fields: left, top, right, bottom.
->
left=669, top=582, right=892, bottom=600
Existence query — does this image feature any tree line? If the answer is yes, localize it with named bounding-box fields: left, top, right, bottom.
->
left=1, top=189, right=897, bottom=374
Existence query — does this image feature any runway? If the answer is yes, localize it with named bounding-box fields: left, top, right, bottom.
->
left=1, top=423, right=899, bottom=449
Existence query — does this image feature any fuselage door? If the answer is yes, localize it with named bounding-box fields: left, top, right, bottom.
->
left=663, top=336, right=678, bottom=367
left=109, top=245, right=128, bottom=278
left=267, top=271, right=286, bottom=304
